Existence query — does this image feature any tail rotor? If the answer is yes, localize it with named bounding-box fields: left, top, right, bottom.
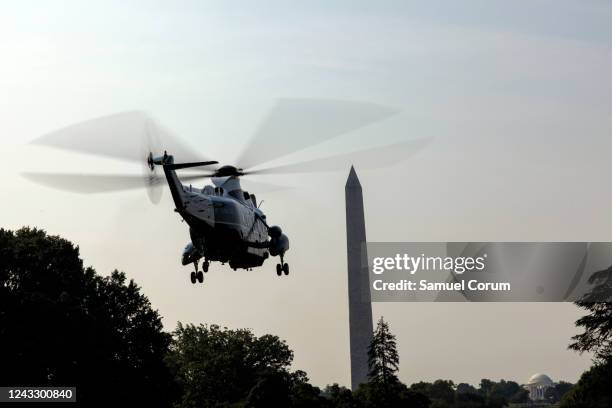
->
left=141, top=119, right=163, bottom=204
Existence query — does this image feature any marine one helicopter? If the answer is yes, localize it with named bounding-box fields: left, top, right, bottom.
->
left=23, top=99, right=429, bottom=284
left=146, top=151, right=290, bottom=284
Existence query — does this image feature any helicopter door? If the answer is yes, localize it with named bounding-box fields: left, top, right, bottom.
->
left=188, top=195, right=214, bottom=226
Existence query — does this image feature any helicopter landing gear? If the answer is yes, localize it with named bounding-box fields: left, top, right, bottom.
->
left=203, top=260, right=209, bottom=273
left=276, top=262, right=289, bottom=276
left=276, top=254, right=289, bottom=276
left=191, top=260, right=205, bottom=284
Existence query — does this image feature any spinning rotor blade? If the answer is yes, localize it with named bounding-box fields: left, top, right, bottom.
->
left=26, top=101, right=413, bottom=199
left=141, top=124, right=164, bottom=203
left=246, top=138, right=432, bottom=175
left=22, top=172, right=164, bottom=193
left=176, top=174, right=289, bottom=193
left=21, top=172, right=239, bottom=194
left=32, top=111, right=214, bottom=165
left=234, top=179, right=290, bottom=193
left=236, top=99, right=399, bottom=169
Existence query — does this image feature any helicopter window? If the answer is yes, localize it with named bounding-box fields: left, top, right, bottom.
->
left=243, top=191, right=250, bottom=200
left=250, top=194, right=257, bottom=207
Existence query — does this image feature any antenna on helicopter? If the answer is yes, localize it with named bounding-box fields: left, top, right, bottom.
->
left=258, top=200, right=264, bottom=208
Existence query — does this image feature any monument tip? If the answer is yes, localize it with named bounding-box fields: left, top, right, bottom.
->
left=346, top=165, right=361, bottom=188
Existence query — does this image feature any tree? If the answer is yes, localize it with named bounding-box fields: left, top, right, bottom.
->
left=246, top=370, right=292, bottom=408
left=409, top=380, right=454, bottom=408
left=430, top=379, right=455, bottom=405
left=322, top=384, right=359, bottom=408
left=569, top=266, right=612, bottom=363
left=455, top=391, right=486, bottom=408
left=0, top=227, right=174, bottom=407
left=545, top=381, right=573, bottom=404
left=455, top=383, right=477, bottom=395
left=165, top=322, right=295, bottom=407
left=470, top=379, right=527, bottom=408
left=560, top=362, right=612, bottom=408
left=489, top=380, right=529, bottom=404
left=478, top=379, right=494, bottom=397
left=355, top=381, right=429, bottom=408
left=561, top=266, right=612, bottom=407
left=367, top=317, right=399, bottom=386
left=288, top=371, right=327, bottom=408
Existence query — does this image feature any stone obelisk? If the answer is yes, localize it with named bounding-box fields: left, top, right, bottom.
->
left=345, top=166, right=373, bottom=390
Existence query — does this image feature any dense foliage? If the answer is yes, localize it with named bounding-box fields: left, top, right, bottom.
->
left=3, top=227, right=610, bottom=407
left=165, top=322, right=311, bottom=407
left=0, top=227, right=174, bottom=406
left=544, top=381, right=573, bottom=404
left=408, top=378, right=529, bottom=408
left=569, top=266, right=612, bottom=363
left=559, top=361, right=612, bottom=408
left=561, top=265, right=612, bottom=407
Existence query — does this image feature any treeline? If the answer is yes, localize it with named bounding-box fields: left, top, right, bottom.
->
left=0, top=228, right=610, bottom=407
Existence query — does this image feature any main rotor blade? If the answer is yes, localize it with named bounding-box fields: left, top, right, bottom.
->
left=22, top=172, right=164, bottom=193
left=178, top=174, right=289, bottom=193
left=235, top=99, right=399, bottom=169
left=240, top=179, right=290, bottom=193
left=23, top=170, right=289, bottom=196
left=32, top=111, right=214, bottom=165
left=246, top=138, right=432, bottom=175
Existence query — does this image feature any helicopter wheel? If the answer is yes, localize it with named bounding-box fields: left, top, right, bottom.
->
left=282, top=263, right=289, bottom=275
left=190, top=271, right=197, bottom=284
left=197, top=271, right=204, bottom=283
left=276, top=263, right=282, bottom=276
left=203, top=261, right=209, bottom=273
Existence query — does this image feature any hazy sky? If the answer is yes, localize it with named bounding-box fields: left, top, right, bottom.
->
left=2, top=0, right=612, bottom=387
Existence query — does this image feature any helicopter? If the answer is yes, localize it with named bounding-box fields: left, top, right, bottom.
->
left=23, top=99, right=430, bottom=284
left=148, top=151, right=290, bottom=284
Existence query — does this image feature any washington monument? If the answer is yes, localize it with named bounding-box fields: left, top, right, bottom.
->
left=345, top=166, right=374, bottom=390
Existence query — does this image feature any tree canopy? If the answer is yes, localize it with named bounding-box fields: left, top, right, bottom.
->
left=4, top=226, right=609, bottom=408
left=561, top=265, right=612, bottom=407
left=0, top=227, right=174, bottom=406
left=545, top=381, right=574, bottom=404
left=165, top=322, right=310, bottom=407
left=560, top=362, right=612, bottom=408
left=569, top=266, right=612, bottom=363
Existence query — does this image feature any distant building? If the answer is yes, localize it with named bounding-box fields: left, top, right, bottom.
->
left=525, top=373, right=554, bottom=401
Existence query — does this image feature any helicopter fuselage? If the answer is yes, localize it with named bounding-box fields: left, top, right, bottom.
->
left=160, top=161, right=287, bottom=272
